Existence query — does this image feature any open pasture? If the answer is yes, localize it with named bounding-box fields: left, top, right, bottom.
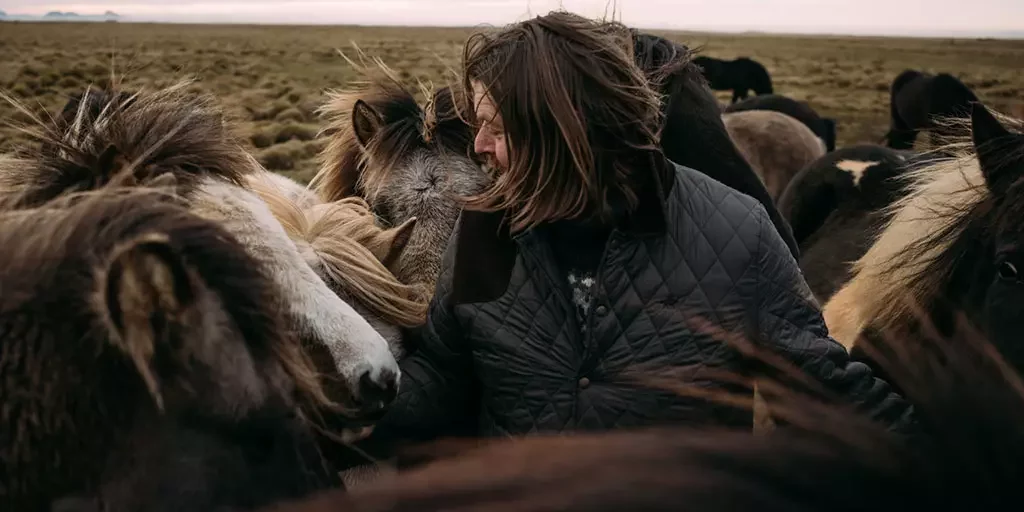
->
left=1, top=21, right=1022, bottom=183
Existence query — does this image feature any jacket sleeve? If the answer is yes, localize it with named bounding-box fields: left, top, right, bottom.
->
left=368, top=218, right=477, bottom=445
left=748, top=204, right=917, bottom=435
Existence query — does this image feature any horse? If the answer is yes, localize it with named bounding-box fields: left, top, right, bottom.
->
left=0, top=83, right=402, bottom=428
left=882, top=69, right=979, bottom=150
left=0, top=185, right=342, bottom=510
left=311, top=52, right=488, bottom=293
left=775, top=144, right=926, bottom=303
left=631, top=31, right=800, bottom=259
left=722, top=109, right=827, bottom=201
left=248, top=172, right=435, bottom=487
left=260, top=300, right=1024, bottom=511
left=823, top=103, right=1024, bottom=391
left=725, top=93, right=838, bottom=152
left=247, top=169, right=429, bottom=360
left=691, top=55, right=774, bottom=104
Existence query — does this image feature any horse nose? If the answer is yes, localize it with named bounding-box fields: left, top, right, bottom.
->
left=353, top=364, right=399, bottom=415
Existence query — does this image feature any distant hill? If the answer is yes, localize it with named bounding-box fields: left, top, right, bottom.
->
left=1, top=10, right=120, bottom=22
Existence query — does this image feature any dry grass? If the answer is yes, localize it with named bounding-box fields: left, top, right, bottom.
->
left=1, top=22, right=1022, bottom=183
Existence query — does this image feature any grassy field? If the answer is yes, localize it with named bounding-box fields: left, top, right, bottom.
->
left=1, top=22, right=1022, bottom=183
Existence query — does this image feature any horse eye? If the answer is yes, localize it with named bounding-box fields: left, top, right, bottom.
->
left=998, top=261, right=1019, bottom=280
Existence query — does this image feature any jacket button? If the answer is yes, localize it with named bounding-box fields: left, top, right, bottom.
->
left=595, top=305, right=608, bottom=316
left=578, top=377, right=591, bottom=389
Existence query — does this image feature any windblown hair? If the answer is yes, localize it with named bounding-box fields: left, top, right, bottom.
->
left=0, top=83, right=331, bottom=413
left=263, top=306, right=1024, bottom=511
left=459, top=11, right=666, bottom=233
left=823, top=111, right=1024, bottom=347
left=311, top=49, right=475, bottom=204
left=0, top=81, right=252, bottom=208
left=0, top=186, right=330, bottom=508
left=249, top=173, right=431, bottom=327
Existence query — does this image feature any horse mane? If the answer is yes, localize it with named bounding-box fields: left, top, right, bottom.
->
left=823, top=109, right=1024, bottom=346
left=263, top=307, right=1024, bottom=511
left=0, top=183, right=331, bottom=417
left=310, top=48, right=474, bottom=204
left=0, top=81, right=253, bottom=208
left=249, top=174, right=430, bottom=327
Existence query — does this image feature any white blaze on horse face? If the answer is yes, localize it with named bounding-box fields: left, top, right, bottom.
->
left=835, top=160, right=880, bottom=188
left=190, top=178, right=400, bottom=393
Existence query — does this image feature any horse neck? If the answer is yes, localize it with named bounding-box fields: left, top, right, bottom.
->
left=393, top=215, right=448, bottom=291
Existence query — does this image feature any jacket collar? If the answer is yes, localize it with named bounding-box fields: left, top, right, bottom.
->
left=448, top=156, right=677, bottom=306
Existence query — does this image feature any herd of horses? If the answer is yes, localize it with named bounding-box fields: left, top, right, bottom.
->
left=1, top=26, right=1023, bottom=511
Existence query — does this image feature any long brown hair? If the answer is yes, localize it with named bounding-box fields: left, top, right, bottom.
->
left=459, top=11, right=665, bottom=233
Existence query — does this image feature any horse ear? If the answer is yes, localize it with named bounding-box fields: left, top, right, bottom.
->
left=381, top=216, right=417, bottom=272
left=972, top=102, right=1024, bottom=193
left=352, top=99, right=384, bottom=148
left=102, top=233, right=196, bottom=411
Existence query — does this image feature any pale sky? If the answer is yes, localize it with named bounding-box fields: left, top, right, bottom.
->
left=3, top=0, right=1023, bottom=37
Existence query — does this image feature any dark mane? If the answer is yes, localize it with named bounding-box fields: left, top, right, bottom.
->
left=0, top=187, right=326, bottom=508
left=0, top=81, right=252, bottom=208
left=263, top=308, right=1024, bottom=512
left=312, top=54, right=475, bottom=203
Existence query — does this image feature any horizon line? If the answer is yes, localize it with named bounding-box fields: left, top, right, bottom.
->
left=1, top=15, right=1022, bottom=41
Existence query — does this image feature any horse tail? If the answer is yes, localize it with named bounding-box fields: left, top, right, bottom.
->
left=0, top=82, right=253, bottom=208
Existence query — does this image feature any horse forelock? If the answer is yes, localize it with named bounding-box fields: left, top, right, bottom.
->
left=0, top=81, right=253, bottom=208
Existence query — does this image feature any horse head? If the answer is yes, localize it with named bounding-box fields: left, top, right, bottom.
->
left=0, top=188, right=337, bottom=510
left=312, top=53, right=489, bottom=292
left=4, top=83, right=401, bottom=431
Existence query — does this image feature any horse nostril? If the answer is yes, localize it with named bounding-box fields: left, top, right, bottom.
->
left=357, top=368, right=398, bottom=413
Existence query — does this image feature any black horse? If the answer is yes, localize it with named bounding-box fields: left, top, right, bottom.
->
left=776, top=144, right=925, bottom=303
left=725, top=94, right=837, bottom=152
left=883, top=69, right=979, bottom=150
left=692, top=55, right=774, bottom=104
left=634, top=33, right=798, bottom=259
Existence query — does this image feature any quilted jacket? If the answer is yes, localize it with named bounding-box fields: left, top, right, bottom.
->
left=370, top=159, right=916, bottom=442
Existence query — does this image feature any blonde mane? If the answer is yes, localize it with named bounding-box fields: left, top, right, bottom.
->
left=309, top=47, right=462, bottom=204
left=823, top=110, right=1024, bottom=348
left=248, top=172, right=430, bottom=328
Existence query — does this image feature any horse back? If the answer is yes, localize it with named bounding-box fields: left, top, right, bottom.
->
left=725, top=94, right=828, bottom=147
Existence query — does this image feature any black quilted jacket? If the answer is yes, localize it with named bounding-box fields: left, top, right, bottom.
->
left=371, top=160, right=916, bottom=442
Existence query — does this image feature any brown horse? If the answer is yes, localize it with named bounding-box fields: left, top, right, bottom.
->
left=2, top=83, right=407, bottom=474
left=776, top=144, right=927, bottom=303
left=723, top=109, right=827, bottom=201
left=0, top=186, right=340, bottom=510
